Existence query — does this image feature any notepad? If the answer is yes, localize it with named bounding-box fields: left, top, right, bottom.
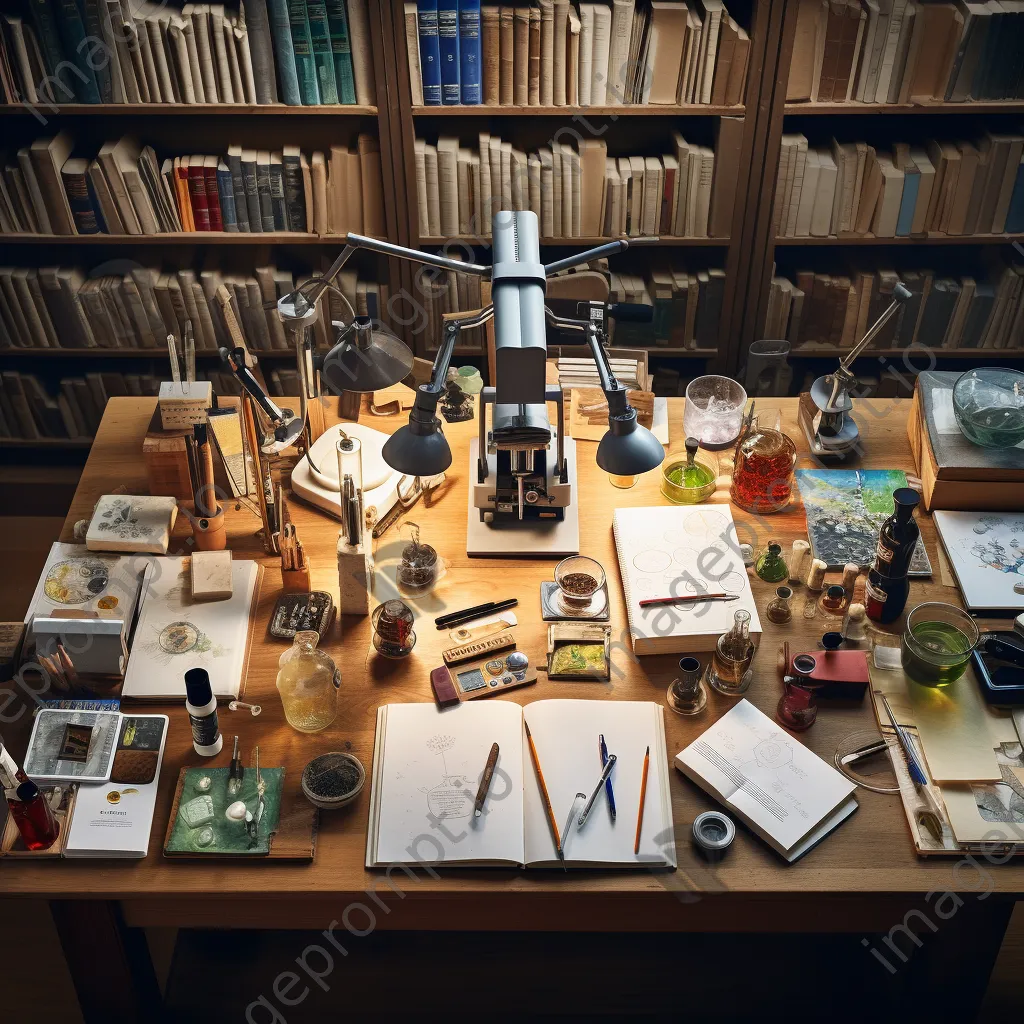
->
left=612, top=505, right=761, bottom=655
left=675, top=700, right=858, bottom=862
left=365, top=700, right=677, bottom=869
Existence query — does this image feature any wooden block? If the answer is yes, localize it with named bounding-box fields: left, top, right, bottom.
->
left=85, top=495, right=178, bottom=554
left=159, top=380, right=212, bottom=430
left=337, top=538, right=371, bottom=617
left=190, top=551, right=233, bottom=601
left=143, top=407, right=193, bottom=502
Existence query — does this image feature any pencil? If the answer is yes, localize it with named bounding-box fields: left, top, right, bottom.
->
left=525, top=721, right=562, bottom=862
left=634, top=745, right=650, bottom=855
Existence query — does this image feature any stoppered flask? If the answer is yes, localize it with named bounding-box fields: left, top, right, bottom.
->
left=707, top=609, right=756, bottom=696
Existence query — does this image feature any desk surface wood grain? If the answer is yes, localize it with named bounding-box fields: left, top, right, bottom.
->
left=5, top=392, right=1022, bottom=924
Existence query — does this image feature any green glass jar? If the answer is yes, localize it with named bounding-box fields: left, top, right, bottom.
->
left=755, top=542, right=789, bottom=583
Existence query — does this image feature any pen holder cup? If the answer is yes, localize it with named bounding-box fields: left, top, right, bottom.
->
left=282, top=561, right=312, bottom=593
left=191, top=506, right=227, bottom=551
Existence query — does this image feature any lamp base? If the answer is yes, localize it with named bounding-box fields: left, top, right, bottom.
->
left=466, top=437, right=580, bottom=558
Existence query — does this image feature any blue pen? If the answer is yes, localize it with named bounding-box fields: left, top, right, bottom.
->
left=600, top=734, right=616, bottom=821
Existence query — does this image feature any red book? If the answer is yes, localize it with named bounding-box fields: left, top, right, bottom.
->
left=203, top=155, right=223, bottom=232
left=187, top=159, right=210, bottom=231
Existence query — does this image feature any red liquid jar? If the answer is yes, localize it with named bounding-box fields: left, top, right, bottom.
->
left=9, top=781, right=59, bottom=851
left=730, top=422, right=798, bottom=514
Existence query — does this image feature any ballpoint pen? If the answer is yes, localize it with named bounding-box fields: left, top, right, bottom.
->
left=877, top=692, right=944, bottom=840
left=600, top=734, right=616, bottom=821
left=578, top=753, right=617, bottom=828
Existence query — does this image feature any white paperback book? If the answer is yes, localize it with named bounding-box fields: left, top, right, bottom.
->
left=64, top=714, right=169, bottom=858
left=675, top=700, right=858, bottom=862
left=121, top=556, right=260, bottom=700
left=612, top=505, right=761, bottom=655
left=366, top=700, right=676, bottom=869
left=933, top=510, right=1024, bottom=612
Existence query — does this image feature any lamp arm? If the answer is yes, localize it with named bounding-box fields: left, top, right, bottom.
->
left=838, top=281, right=912, bottom=373
left=226, top=347, right=287, bottom=425
left=542, top=236, right=658, bottom=277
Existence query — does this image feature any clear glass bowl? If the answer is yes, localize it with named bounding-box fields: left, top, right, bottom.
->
left=554, top=555, right=606, bottom=607
left=683, top=376, right=747, bottom=450
left=901, top=602, right=980, bottom=687
left=952, top=368, right=1024, bottom=448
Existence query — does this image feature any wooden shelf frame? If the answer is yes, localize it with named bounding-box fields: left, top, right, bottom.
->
left=411, top=104, right=746, bottom=117
left=784, top=101, right=1024, bottom=116
left=0, top=103, right=379, bottom=115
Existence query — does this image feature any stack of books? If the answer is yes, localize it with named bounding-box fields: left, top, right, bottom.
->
left=765, top=258, right=1024, bottom=352
left=0, top=0, right=374, bottom=107
left=406, top=0, right=749, bottom=107
left=0, top=132, right=386, bottom=237
left=0, top=263, right=387, bottom=354
left=773, top=131, right=1024, bottom=239
left=415, top=120, right=742, bottom=239
left=787, top=0, right=1024, bottom=105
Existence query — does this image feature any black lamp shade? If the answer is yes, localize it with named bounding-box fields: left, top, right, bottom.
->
left=597, top=420, right=665, bottom=476
left=382, top=425, right=453, bottom=476
left=320, top=321, right=414, bottom=394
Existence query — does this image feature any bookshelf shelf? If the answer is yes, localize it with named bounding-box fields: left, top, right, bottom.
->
left=0, top=103, right=379, bottom=116
left=410, top=104, right=746, bottom=117
left=789, top=348, right=1019, bottom=361
left=774, top=234, right=1024, bottom=246
left=0, top=348, right=296, bottom=359
left=0, top=233, right=377, bottom=245
left=417, top=236, right=731, bottom=247
left=783, top=101, right=1024, bottom=116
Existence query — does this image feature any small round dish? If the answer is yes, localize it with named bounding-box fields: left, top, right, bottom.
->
left=301, top=752, right=366, bottom=810
left=553, top=555, right=606, bottom=614
left=952, top=368, right=1024, bottom=448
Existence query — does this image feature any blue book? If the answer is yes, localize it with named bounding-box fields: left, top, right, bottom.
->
left=895, top=167, right=920, bottom=237
left=27, top=0, right=78, bottom=100
left=266, top=0, right=302, bottom=104
left=325, top=0, right=356, bottom=103
left=458, top=0, right=481, bottom=104
left=417, top=0, right=442, bottom=105
left=1005, top=159, right=1024, bottom=234
left=217, top=162, right=238, bottom=231
left=287, top=0, right=321, bottom=104
left=56, top=0, right=101, bottom=102
left=438, top=0, right=460, bottom=104
left=306, top=0, right=339, bottom=104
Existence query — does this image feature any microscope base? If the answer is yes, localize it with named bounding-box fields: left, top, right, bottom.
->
left=466, top=437, right=580, bottom=558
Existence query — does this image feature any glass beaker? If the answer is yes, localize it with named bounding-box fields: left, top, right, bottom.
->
left=730, top=415, right=797, bottom=514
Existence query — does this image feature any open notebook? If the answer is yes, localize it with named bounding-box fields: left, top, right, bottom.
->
left=366, top=700, right=676, bottom=869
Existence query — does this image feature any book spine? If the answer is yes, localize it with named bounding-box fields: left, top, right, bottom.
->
left=82, top=0, right=113, bottom=102
left=242, top=0, right=279, bottom=103
left=217, top=165, right=237, bottom=230
left=28, top=0, right=78, bottom=100
left=204, top=164, right=223, bottom=230
left=459, top=0, right=481, bottom=104
left=438, top=0, right=461, bottom=103
left=281, top=154, right=306, bottom=230
left=269, top=159, right=287, bottom=229
left=325, top=0, right=356, bottom=103
left=418, top=0, right=442, bottom=104
left=306, top=0, right=339, bottom=103
left=266, top=0, right=302, bottom=103
left=256, top=159, right=275, bottom=230
left=286, top=0, right=320, bottom=103
left=61, top=169, right=101, bottom=234
left=241, top=156, right=263, bottom=231
left=188, top=165, right=211, bottom=231
left=227, top=153, right=250, bottom=231
left=55, top=0, right=102, bottom=102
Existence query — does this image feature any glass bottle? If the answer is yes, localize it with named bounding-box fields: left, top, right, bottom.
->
left=707, top=609, right=756, bottom=696
left=730, top=415, right=798, bottom=514
left=276, top=630, right=340, bottom=733
left=755, top=542, right=789, bottom=583
left=666, top=657, right=708, bottom=716
left=865, top=488, right=920, bottom=624
left=8, top=780, right=59, bottom=851
left=766, top=585, right=793, bottom=624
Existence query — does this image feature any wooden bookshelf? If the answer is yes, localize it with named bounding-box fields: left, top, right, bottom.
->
left=788, top=348, right=1021, bottom=361
left=410, top=104, right=746, bottom=117
left=0, top=348, right=296, bottom=359
left=739, top=0, right=1024, bottom=385
left=0, top=232, right=390, bottom=245
left=0, top=104, right=379, bottom=115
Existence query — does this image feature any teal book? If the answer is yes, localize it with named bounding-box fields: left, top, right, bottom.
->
left=325, top=0, right=356, bottom=103
left=895, top=167, right=920, bottom=237
left=305, top=0, right=339, bottom=104
left=286, top=0, right=320, bottom=104
left=56, top=0, right=101, bottom=102
left=81, top=0, right=111, bottom=102
left=266, top=0, right=302, bottom=104
left=27, top=0, right=78, bottom=100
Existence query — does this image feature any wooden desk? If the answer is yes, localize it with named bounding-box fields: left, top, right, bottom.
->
left=3, top=395, right=1020, bottom=1018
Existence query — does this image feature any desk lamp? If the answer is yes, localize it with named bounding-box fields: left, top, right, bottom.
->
left=275, top=210, right=664, bottom=556
left=799, top=282, right=911, bottom=460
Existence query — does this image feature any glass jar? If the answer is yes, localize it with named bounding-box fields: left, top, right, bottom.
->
left=706, top=609, right=756, bottom=696
left=276, top=630, right=340, bottom=733
left=730, top=417, right=798, bottom=514
left=8, top=781, right=59, bottom=851
left=766, top=585, right=793, bottom=624
left=776, top=680, right=817, bottom=732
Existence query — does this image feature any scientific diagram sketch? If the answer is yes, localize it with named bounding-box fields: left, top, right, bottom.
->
left=422, top=734, right=474, bottom=821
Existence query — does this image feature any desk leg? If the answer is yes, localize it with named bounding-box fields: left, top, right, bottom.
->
left=49, top=900, right=163, bottom=1024
left=896, top=897, right=1013, bottom=1017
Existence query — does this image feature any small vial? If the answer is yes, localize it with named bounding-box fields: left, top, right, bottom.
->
left=789, top=540, right=810, bottom=584
left=806, top=558, right=828, bottom=592
left=666, top=657, right=708, bottom=716
left=841, top=563, right=860, bottom=597
left=766, top=585, right=793, bottom=624
left=820, top=584, right=848, bottom=615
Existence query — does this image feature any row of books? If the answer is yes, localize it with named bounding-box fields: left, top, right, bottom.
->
left=788, top=0, right=1024, bottom=104
left=406, top=0, right=749, bottom=107
left=415, top=119, right=742, bottom=239
left=765, top=259, right=1024, bottom=352
left=773, top=132, right=1024, bottom=239
left=0, top=263, right=387, bottom=353
left=0, top=0, right=374, bottom=107
left=0, top=132, right=386, bottom=237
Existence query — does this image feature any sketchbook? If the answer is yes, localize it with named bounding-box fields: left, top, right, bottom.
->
left=675, top=700, right=858, bottom=863
left=365, top=700, right=677, bottom=869
left=121, top=556, right=261, bottom=701
left=612, top=505, right=761, bottom=655
left=933, top=510, right=1024, bottom=612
